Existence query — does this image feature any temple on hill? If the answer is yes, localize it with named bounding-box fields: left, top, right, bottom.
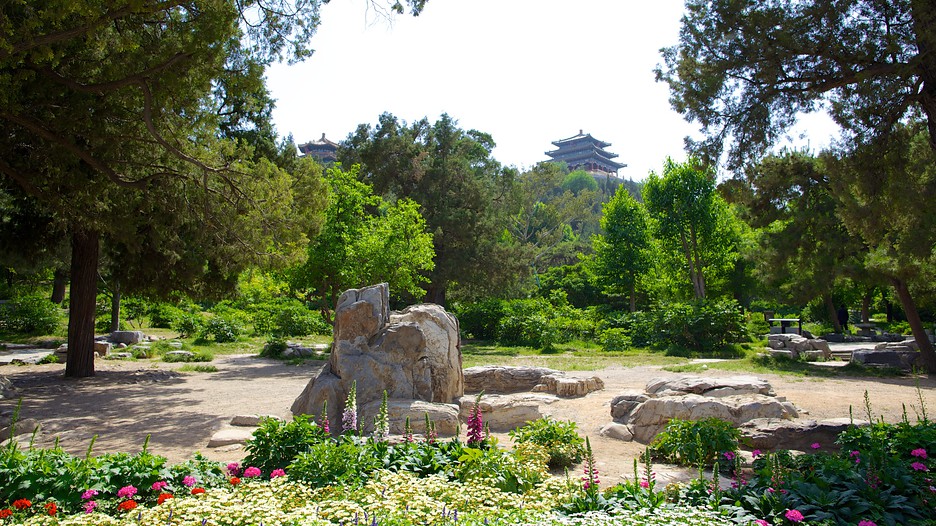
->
left=298, top=133, right=338, bottom=164
left=545, top=130, right=626, bottom=177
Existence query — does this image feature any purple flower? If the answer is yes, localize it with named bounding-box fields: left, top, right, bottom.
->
left=270, top=469, right=286, bottom=478
left=467, top=399, right=484, bottom=446
left=912, top=448, right=928, bottom=459
left=151, top=481, right=168, bottom=491
left=116, top=485, right=137, bottom=499
left=784, top=509, right=804, bottom=522
left=639, top=480, right=649, bottom=488
left=858, top=521, right=877, bottom=526
left=912, top=462, right=929, bottom=472
left=342, top=382, right=358, bottom=433
left=724, top=451, right=736, bottom=461
left=80, top=489, right=98, bottom=500
left=751, top=449, right=761, bottom=458
left=227, top=462, right=240, bottom=476
left=810, top=443, right=821, bottom=450
left=83, top=501, right=97, bottom=514
left=244, top=466, right=262, bottom=478
left=183, top=476, right=196, bottom=487
left=754, top=520, right=770, bottom=526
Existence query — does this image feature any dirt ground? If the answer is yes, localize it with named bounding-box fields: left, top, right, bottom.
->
left=1, top=355, right=934, bottom=485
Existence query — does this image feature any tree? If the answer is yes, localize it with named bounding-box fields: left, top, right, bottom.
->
left=592, top=186, right=653, bottom=311
left=657, top=0, right=936, bottom=170
left=288, top=164, right=434, bottom=322
left=734, top=151, right=868, bottom=331
left=824, top=122, right=936, bottom=371
left=643, top=158, right=739, bottom=300
left=340, top=113, right=520, bottom=305
left=0, top=0, right=425, bottom=377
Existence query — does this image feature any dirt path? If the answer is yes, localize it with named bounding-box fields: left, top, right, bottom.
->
left=1, top=355, right=933, bottom=484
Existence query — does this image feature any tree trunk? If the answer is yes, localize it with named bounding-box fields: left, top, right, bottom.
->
left=885, top=299, right=894, bottom=323
left=50, top=268, right=67, bottom=304
left=110, top=281, right=121, bottom=333
left=861, top=288, right=873, bottom=324
left=65, top=228, right=99, bottom=378
left=824, top=293, right=842, bottom=334
left=910, top=0, right=936, bottom=154
left=892, top=278, right=936, bottom=373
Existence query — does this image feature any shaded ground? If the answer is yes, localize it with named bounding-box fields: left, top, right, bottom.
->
left=1, top=352, right=933, bottom=484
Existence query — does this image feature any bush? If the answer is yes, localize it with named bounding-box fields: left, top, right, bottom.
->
left=0, top=295, right=63, bottom=335
left=508, top=417, right=585, bottom=469
left=289, top=439, right=384, bottom=488
left=260, top=334, right=289, bottom=358
left=148, top=303, right=185, bottom=328
left=648, top=417, right=740, bottom=468
left=243, top=415, right=329, bottom=474
left=598, top=328, right=630, bottom=352
left=494, top=298, right=564, bottom=350
left=172, top=313, right=204, bottom=338
left=250, top=298, right=328, bottom=336
left=200, top=316, right=241, bottom=343
left=454, top=299, right=507, bottom=340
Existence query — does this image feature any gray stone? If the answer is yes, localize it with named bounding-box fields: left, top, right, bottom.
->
left=165, top=350, right=195, bottom=360
left=599, top=422, right=634, bottom=441
left=291, top=284, right=463, bottom=434
left=207, top=426, right=255, bottom=448
left=769, top=350, right=795, bottom=360
left=110, top=331, right=145, bottom=345
left=93, top=341, right=111, bottom=357
left=0, top=375, right=13, bottom=399
left=851, top=349, right=922, bottom=370
left=465, top=365, right=602, bottom=398
left=231, top=414, right=280, bottom=427
left=0, top=418, right=40, bottom=442
left=360, top=399, right=460, bottom=436
left=457, top=393, right=559, bottom=432
left=106, top=352, right=134, bottom=360
left=740, top=417, right=867, bottom=452
left=610, top=391, right=651, bottom=422
left=645, top=376, right=774, bottom=397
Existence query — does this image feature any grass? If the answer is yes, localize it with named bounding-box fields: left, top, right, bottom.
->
left=461, top=340, right=690, bottom=370
left=178, top=363, right=219, bottom=373
left=674, top=353, right=905, bottom=378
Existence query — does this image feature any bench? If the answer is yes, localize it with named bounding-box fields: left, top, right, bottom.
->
left=854, top=322, right=877, bottom=336
left=768, top=318, right=802, bottom=335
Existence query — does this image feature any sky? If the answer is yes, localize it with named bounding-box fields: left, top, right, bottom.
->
left=265, top=0, right=839, bottom=180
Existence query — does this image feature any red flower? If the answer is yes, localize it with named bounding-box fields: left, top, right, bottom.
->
left=191, top=487, right=206, bottom=495
left=117, top=500, right=137, bottom=512
left=157, top=493, right=173, bottom=505
left=12, top=499, right=31, bottom=510
left=0, top=509, right=11, bottom=519
left=44, top=502, right=57, bottom=516
left=230, top=477, right=241, bottom=486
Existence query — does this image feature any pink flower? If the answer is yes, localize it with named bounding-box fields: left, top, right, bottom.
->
left=226, top=462, right=240, bottom=476
left=724, top=451, right=736, bottom=461
left=80, top=489, right=98, bottom=500
left=754, top=520, right=770, bottom=526
left=810, top=443, right=821, bottom=450
left=83, top=500, right=96, bottom=514
left=151, top=481, right=168, bottom=491
left=183, top=476, right=196, bottom=487
left=639, top=480, right=649, bottom=488
left=270, top=469, right=286, bottom=478
left=116, top=485, right=137, bottom=499
left=244, top=466, right=262, bottom=478
left=784, top=509, right=804, bottom=522
left=858, top=521, right=877, bottom=526
left=912, top=448, right=928, bottom=459
left=752, top=449, right=762, bottom=458
left=912, top=462, right=929, bottom=472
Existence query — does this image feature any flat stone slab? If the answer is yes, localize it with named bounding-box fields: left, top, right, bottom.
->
left=230, top=414, right=281, bottom=427
left=457, top=393, right=559, bottom=432
left=739, top=417, right=869, bottom=452
left=207, top=426, right=255, bottom=448
left=645, top=376, right=775, bottom=397
left=0, top=348, right=54, bottom=365
left=465, top=365, right=603, bottom=397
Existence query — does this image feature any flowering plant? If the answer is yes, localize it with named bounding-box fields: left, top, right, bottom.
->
left=342, top=380, right=358, bottom=433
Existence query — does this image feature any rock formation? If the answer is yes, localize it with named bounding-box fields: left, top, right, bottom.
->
left=290, top=283, right=463, bottom=435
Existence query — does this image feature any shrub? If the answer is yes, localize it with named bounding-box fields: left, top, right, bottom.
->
left=200, top=316, right=241, bottom=343
left=648, top=417, right=740, bottom=467
left=162, top=349, right=212, bottom=363
left=0, top=295, right=63, bottom=335
left=494, top=298, right=564, bottom=350
left=172, top=313, right=204, bottom=338
left=260, top=334, right=289, bottom=358
left=289, top=440, right=382, bottom=488
left=250, top=298, right=327, bottom=336
left=243, top=415, right=329, bottom=474
left=598, top=328, right=630, bottom=352
left=454, top=299, right=506, bottom=340
left=148, top=303, right=185, bottom=328
left=508, top=417, right=585, bottom=469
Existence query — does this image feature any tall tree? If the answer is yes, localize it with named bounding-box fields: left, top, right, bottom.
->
left=340, top=113, right=519, bottom=305
left=0, top=0, right=425, bottom=377
left=592, top=186, right=653, bottom=311
left=825, top=122, right=936, bottom=371
left=657, top=0, right=936, bottom=170
left=643, top=158, right=739, bottom=300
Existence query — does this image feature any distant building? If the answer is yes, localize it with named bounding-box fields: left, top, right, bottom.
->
left=298, top=133, right=339, bottom=164
left=545, top=130, right=626, bottom=178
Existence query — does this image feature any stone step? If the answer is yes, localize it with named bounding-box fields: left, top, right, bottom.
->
left=829, top=350, right=853, bottom=361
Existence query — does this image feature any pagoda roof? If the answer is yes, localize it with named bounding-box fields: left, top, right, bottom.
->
left=298, top=133, right=338, bottom=153
left=550, top=130, right=612, bottom=149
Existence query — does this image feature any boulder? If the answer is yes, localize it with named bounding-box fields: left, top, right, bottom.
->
left=360, top=399, right=460, bottom=436
left=739, top=417, right=867, bottom=452
left=457, top=393, right=559, bottom=432
left=0, top=418, right=40, bottom=443
left=291, top=284, right=464, bottom=434
left=0, top=375, right=13, bottom=399
left=610, top=390, right=650, bottom=422
left=207, top=426, right=254, bottom=448
left=645, top=376, right=774, bottom=397
left=110, top=331, right=145, bottom=345
left=231, top=414, right=281, bottom=427
left=599, top=422, right=634, bottom=441
left=464, top=365, right=603, bottom=397
left=851, top=349, right=922, bottom=370
left=165, top=351, right=195, bottom=361
left=93, top=341, right=111, bottom=357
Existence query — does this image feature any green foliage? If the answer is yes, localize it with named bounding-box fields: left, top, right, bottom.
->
left=509, top=417, right=585, bottom=469
left=178, top=364, right=218, bottom=373
left=172, top=313, right=204, bottom=339
left=243, top=415, right=330, bottom=474
left=161, top=349, right=212, bottom=363
left=653, top=299, right=748, bottom=355
left=0, top=294, right=62, bottom=335
left=648, top=417, right=740, bottom=467
left=593, top=186, right=653, bottom=309
left=454, top=443, right=548, bottom=494
left=562, top=170, right=599, bottom=195
left=200, top=316, right=241, bottom=343
left=536, top=261, right=605, bottom=309
left=250, top=298, right=328, bottom=336
left=495, top=298, right=562, bottom=350
left=148, top=303, right=185, bottom=329
left=454, top=299, right=507, bottom=340
left=260, top=334, right=289, bottom=358
left=289, top=440, right=383, bottom=488
left=598, top=328, right=630, bottom=352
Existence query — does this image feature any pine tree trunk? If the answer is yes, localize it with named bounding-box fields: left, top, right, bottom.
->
left=861, top=289, right=873, bottom=324
left=892, top=278, right=936, bottom=373
left=50, top=268, right=67, bottom=304
left=65, top=228, right=99, bottom=378
left=824, top=293, right=842, bottom=334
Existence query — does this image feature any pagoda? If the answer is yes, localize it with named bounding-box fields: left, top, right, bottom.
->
left=298, top=133, right=338, bottom=164
left=545, top=130, right=626, bottom=177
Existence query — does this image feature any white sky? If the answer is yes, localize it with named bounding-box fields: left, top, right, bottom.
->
left=266, top=0, right=839, bottom=180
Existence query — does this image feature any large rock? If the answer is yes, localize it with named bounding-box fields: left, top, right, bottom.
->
left=0, top=418, right=40, bottom=443
left=739, top=417, right=867, bottom=452
left=457, top=393, right=559, bottom=432
left=464, top=365, right=603, bottom=397
left=851, top=349, right=922, bottom=370
left=360, top=399, right=460, bottom=436
left=110, top=331, right=145, bottom=345
left=645, top=376, right=774, bottom=397
left=0, top=375, right=13, bottom=399
left=291, top=284, right=464, bottom=434
left=766, top=334, right=832, bottom=359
